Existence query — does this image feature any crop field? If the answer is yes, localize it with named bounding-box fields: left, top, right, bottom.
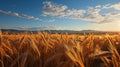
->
left=0, top=31, right=120, bottom=67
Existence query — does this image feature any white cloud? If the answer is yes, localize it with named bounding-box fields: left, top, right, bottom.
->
left=42, top=1, right=120, bottom=23
left=81, top=7, right=104, bottom=23
left=66, top=9, right=85, bottom=17
left=102, top=4, right=112, bottom=9
left=36, top=26, right=62, bottom=30
left=0, top=10, right=20, bottom=17
left=43, top=19, right=55, bottom=23
left=43, top=1, right=85, bottom=17
left=43, top=1, right=67, bottom=17
left=83, top=9, right=120, bottom=23
left=13, top=12, right=19, bottom=16
left=21, top=14, right=34, bottom=19
left=0, top=10, right=55, bottom=23
left=21, top=14, right=42, bottom=21
left=15, top=26, right=63, bottom=30
left=112, top=3, right=120, bottom=10
left=0, top=10, right=41, bottom=21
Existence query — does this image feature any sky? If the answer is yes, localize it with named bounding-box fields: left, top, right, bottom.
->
left=0, top=0, right=120, bottom=31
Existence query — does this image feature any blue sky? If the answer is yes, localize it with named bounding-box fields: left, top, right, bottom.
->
left=0, top=0, right=120, bottom=31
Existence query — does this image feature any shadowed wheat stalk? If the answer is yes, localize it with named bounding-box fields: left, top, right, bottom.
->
left=0, top=31, right=119, bottom=67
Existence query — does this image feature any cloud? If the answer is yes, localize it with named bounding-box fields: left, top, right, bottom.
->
left=42, top=1, right=85, bottom=17
left=33, top=26, right=62, bottom=30
left=43, top=1, right=67, bottom=17
left=0, top=10, right=41, bottom=21
left=79, top=7, right=104, bottom=23
left=111, top=3, right=120, bottom=10
left=43, top=19, right=55, bottom=23
left=15, top=26, right=63, bottom=30
left=0, top=10, right=20, bottom=17
left=21, top=14, right=41, bottom=21
left=42, top=1, right=120, bottom=23
left=65, top=9, right=85, bottom=17
left=102, top=3, right=120, bottom=10
left=82, top=6, right=120, bottom=23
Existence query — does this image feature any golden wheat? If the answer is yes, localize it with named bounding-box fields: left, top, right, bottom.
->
left=0, top=31, right=120, bottom=67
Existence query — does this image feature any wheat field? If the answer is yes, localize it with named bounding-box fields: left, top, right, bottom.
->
left=0, top=31, right=120, bottom=67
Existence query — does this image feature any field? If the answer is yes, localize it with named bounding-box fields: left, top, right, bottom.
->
left=0, top=31, right=120, bottom=67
